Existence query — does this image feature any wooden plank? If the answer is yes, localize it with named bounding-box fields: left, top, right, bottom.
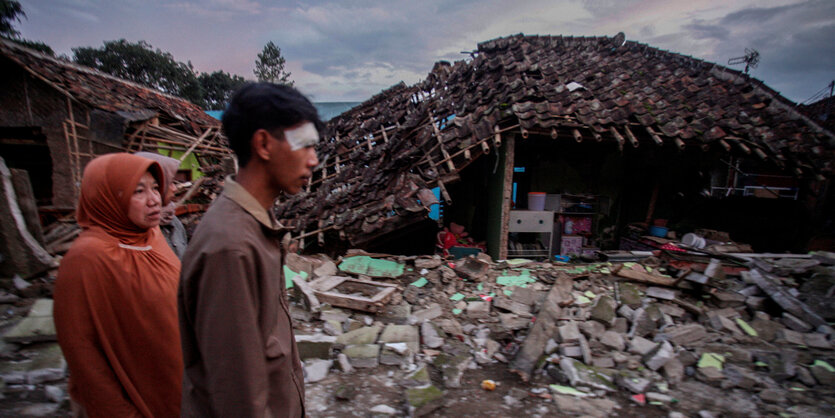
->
left=313, top=277, right=399, bottom=313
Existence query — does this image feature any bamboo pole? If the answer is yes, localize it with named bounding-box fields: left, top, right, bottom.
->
left=609, top=126, right=625, bottom=149
left=623, top=125, right=639, bottom=148
left=645, top=126, right=664, bottom=146
left=178, top=127, right=214, bottom=163
left=429, top=110, right=455, bottom=172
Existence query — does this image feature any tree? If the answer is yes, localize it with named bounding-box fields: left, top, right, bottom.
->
left=253, top=41, right=293, bottom=86
left=0, top=0, right=23, bottom=38
left=198, top=70, right=247, bottom=110
left=73, top=39, right=204, bottom=106
left=0, top=0, right=53, bottom=55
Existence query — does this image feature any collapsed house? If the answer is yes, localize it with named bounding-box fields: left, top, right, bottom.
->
left=276, top=33, right=834, bottom=257
left=0, top=39, right=230, bottom=209
left=0, top=39, right=231, bottom=277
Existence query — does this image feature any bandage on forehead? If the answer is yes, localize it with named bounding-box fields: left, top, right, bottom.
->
left=283, top=122, right=319, bottom=151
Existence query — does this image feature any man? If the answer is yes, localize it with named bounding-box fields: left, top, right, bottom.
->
left=178, top=83, right=320, bottom=417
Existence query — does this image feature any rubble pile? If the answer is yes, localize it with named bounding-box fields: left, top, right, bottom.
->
left=285, top=249, right=835, bottom=417
left=1, top=248, right=834, bottom=416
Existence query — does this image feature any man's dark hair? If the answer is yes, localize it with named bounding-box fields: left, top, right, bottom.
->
left=222, top=82, right=322, bottom=166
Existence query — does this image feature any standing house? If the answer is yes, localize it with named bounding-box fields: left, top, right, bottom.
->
left=0, top=39, right=230, bottom=211
left=276, top=34, right=834, bottom=257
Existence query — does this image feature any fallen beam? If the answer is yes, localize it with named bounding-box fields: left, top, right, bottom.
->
left=510, top=274, right=573, bottom=381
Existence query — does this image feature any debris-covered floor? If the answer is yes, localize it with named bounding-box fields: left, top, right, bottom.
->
left=1, top=248, right=835, bottom=417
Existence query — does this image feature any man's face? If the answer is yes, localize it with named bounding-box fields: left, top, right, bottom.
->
left=268, top=122, right=319, bottom=195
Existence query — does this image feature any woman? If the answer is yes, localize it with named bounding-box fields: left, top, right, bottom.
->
left=135, top=152, right=188, bottom=259
left=53, top=153, right=182, bottom=417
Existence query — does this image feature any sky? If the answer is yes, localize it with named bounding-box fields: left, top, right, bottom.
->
left=16, top=0, right=835, bottom=104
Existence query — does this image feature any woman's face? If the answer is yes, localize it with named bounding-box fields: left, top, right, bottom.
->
left=128, top=171, right=162, bottom=229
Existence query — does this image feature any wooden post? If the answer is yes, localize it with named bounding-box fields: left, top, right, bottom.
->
left=499, top=134, right=515, bottom=260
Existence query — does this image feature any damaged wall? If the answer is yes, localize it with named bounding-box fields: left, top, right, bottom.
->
left=0, top=59, right=77, bottom=207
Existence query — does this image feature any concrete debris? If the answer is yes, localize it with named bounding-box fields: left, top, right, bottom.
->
left=2, top=248, right=834, bottom=416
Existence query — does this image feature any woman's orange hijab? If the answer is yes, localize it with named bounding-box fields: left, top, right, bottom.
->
left=54, top=153, right=182, bottom=418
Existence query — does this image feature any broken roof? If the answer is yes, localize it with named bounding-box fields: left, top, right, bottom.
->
left=276, top=34, right=835, bottom=247
left=0, top=39, right=219, bottom=135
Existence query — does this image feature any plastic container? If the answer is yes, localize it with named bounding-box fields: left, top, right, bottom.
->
left=527, top=192, right=546, bottom=211
left=648, top=225, right=668, bottom=238
left=682, top=233, right=706, bottom=249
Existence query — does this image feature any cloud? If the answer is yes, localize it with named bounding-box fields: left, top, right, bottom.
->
left=164, top=0, right=265, bottom=19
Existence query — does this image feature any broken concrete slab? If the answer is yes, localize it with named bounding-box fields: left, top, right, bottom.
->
left=659, top=324, right=708, bottom=347
left=599, top=331, right=625, bottom=352
left=804, top=333, right=832, bottom=349
left=558, top=321, right=581, bottom=344
left=618, top=374, right=651, bottom=393
left=499, top=313, right=531, bottom=331
left=3, top=299, right=56, bottom=343
left=782, top=312, right=814, bottom=333
left=628, top=308, right=657, bottom=338
left=420, top=322, right=444, bottom=349
left=380, top=343, right=414, bottom=367
left=342, top=344, right=380, bottom=368
left=452, top=256, right=489, bottom=281
left=379, top=325, right=419, bottom=354
left=433, top=353, right=471, bottom=388
left=776, top=328, right=806, bottom=346
left=405, top=384, right=443, bottom=417
left=618, top=282, right=643, bottom=308
left=590, top=295, right=617, bottom=327
left=336, top=353, right=354, bottom=374
left=295, top=334, right=338, bottom=360
left=644, top=340, right=674, bottom=371
left=663, top=357, right=685, bottom=384
left=559, top=357, right=617, bottom=392
left=304, top=359, right=333, bottom=383
left=403, top=364, right=431, bottom=388
left=628, top=336, right=658, bottom=356
left=711, top=290, right=746, bottom=308
left=492, top=296, right=532, bottom=316
left=335, top=325, right=381, bottom=346
left=408, top=303, right=443, bottom=324
left=810, top=360, right=835, bottom=385
left=646, top=286, right=677, bottom=300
